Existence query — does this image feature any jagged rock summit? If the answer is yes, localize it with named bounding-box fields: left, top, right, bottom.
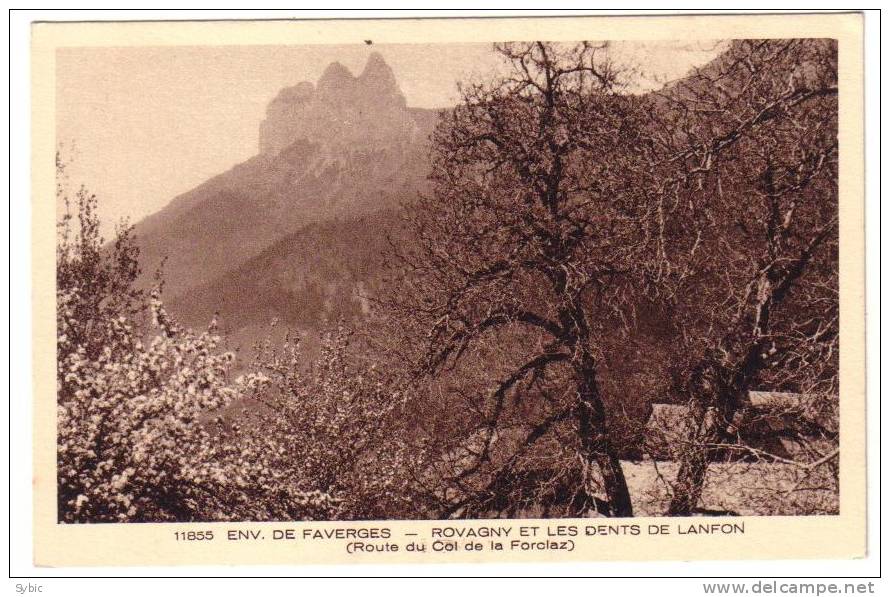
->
left=133, top=52, right=437, bottom=309
left=259, top=52, right=416, bottom=155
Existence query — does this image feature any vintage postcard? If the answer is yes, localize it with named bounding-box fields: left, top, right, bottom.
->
left=31, top=12, right=866, bottom=566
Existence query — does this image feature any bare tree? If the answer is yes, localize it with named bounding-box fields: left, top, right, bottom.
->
left=639, top=39, right=839, bottom=515
left=386, top=42, right=657, bottom=517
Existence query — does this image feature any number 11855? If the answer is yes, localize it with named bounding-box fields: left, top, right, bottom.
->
left=174, top=530, right=214, bottom=541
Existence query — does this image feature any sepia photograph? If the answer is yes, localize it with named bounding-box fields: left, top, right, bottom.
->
left=53, top=36, right=841, bottom=523
left=25, top=12, right=869, bottom=568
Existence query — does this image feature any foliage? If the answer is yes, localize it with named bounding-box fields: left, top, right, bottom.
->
left=385, top=42, right=661, bottom=517
left=56, top=172, right=414, bottom=522
left=225, top=326, right=420, bottom=520
left=639, top=39, right=839, bottom=514
left=57, top=169, right=244, bottom=521
left=57, top=291, right=241, bottom=522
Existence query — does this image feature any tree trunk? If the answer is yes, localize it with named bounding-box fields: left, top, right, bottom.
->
left=668, top=404, right=720, bottom=516
left=669, top=332, right=768, bottom=516
left=576, top=360, right=634, bottom=517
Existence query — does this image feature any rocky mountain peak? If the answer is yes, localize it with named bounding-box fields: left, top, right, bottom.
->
left=358, top=52, right=402, bottom=97
left=317, top=61, right=356, bottom=94
left=259, top=53, right=410, bottom=155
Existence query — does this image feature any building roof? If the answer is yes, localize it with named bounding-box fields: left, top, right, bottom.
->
left=643, top=391, right=838, bottom=461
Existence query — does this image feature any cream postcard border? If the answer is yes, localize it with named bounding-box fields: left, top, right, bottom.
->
left=31, top=13, right=866, bottom=567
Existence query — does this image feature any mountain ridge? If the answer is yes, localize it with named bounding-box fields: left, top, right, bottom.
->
left=132, top=53, right=437, bottom=306
left=134, top=48, right=732, bottom=344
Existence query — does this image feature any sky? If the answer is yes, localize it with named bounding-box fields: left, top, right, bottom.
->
left=55, top=41, right=725, bottom=233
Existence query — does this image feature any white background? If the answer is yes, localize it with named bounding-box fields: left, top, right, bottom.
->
left=4, top=6, right=884, bottom=593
